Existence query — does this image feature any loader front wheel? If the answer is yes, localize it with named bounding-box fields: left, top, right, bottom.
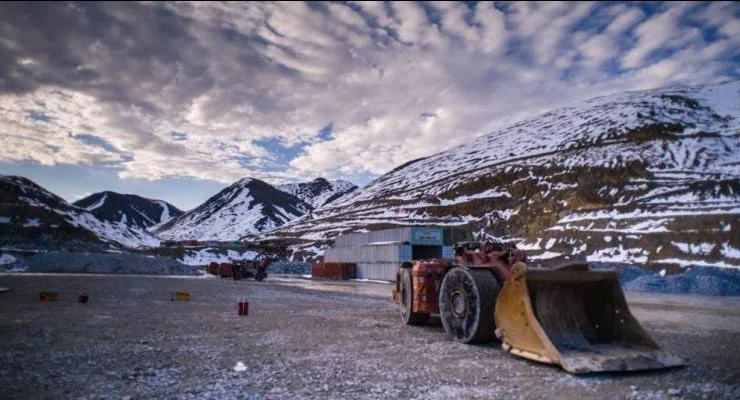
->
left=399, top=268, right=429, bottom=325
left=439, top=267, right=498, bottom=343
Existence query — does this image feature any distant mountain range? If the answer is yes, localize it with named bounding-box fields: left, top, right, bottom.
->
left=0, top=176, right=160, bottom=248
left=2, top=81, right=738, bottom=270
left=0, top=175, right=356, bottom=247
left=267, top=81, right=740, bottom=268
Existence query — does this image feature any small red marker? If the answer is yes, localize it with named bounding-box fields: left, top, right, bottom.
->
left=238, top=298, right=249, bottom=316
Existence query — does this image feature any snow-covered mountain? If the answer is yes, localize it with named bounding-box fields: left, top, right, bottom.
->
left=155, top=178, right=311, bottom=241
left=269, top=81, right=740, bottom=268
left=73, top=191, right=183, bottom=231
left=0, top=176, right=160, bottom=248
left=278, top=178, right=357, bottom=208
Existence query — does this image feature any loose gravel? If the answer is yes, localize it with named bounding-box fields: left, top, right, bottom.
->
left=0, top=274, right=738, bottom=399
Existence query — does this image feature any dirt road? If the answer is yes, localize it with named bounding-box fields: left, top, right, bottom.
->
left=0, top=274, right=738, bottom=399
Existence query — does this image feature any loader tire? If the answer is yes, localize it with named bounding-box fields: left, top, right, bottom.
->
left=399, top=268, right=429, bottom=325
left=439, top=267, right=498, bottom=343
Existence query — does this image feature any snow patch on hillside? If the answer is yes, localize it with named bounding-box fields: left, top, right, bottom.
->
left=84, top=193, right=108, bottom=211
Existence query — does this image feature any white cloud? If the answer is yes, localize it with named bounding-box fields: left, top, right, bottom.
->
left=474, top=2, right=508, bottom=55
left=0, top=1, right=735, bottom=187
left=605, top=7, right=645, bottom=35
left=620, top=3, right=705, bottom=70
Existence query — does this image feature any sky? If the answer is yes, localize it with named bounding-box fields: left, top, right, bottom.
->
left=0, top=1, right=738, bottom=210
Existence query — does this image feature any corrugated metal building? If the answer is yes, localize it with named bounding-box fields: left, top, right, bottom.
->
left=325, top=226, right=465, bottom=281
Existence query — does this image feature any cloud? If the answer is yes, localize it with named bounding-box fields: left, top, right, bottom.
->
left=0, top=1, right=736, bottom=187
left=620, top=3, right=706, bottom=70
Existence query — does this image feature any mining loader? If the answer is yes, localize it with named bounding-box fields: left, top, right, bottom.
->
left=391, top=241, right=685, bottom=374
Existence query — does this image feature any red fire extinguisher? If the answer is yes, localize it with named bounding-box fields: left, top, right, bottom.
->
left=238, top=298, right=249, bottom=316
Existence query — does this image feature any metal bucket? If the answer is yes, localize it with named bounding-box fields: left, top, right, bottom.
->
left=494, top=262, right=685, bottom=374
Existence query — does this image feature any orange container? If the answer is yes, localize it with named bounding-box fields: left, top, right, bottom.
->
left=172, top=292, right=190, bottom=301
left=39, top=291, right=58, bottom=302
left=312, top=263, right=356, bottom=280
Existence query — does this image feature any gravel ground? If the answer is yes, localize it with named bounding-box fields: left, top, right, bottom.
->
left=0, top=274, right=739, bottom=400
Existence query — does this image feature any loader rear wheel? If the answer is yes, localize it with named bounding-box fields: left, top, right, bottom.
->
left=439, top=267, right=499, bottom=343
left=399, top=268, right=429, bottom=325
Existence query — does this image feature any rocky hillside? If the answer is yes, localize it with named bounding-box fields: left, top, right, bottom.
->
left=155, top=178, right=311, bottom=241
left=0, top=176, right=160, bottom=248
left=278, top=178, right=357, bottom=208
left=269, top=81, right=740, bottom=268
left=74, top=191, right=182, bottom=231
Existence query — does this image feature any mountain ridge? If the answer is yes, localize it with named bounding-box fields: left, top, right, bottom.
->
left=267, top=81, right=740, bottom=268
left=74, top=191, right=183, bottom=231
left=155, top=177, right=311, bottom=241
left=0, top=175, right=160, bottom=248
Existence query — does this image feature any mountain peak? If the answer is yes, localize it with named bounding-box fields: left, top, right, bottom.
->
left=155, top=177, right=310, bottom=241
left=236, top=177, right=253, bottom=186
left=73, top=191, right=183, bottom=230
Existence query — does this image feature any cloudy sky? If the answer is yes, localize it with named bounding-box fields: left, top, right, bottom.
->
left=0, top=1, right=738, bottom=210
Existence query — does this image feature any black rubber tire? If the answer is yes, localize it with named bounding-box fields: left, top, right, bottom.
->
left=439, top=267, right=499, bottom=343
left=399, top=268, right=430, bottom=325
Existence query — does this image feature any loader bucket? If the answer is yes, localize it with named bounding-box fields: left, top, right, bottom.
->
left=494, top=262, right=685, bottom=374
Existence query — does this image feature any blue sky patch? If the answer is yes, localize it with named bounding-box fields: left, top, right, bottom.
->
left=26, top=110, right=52, bottom=122
left=74, top=134, right=122, bottom=154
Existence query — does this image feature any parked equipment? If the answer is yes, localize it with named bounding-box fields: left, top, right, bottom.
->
left=392, top=241, right=685, bottom=374
left=207, top=241, right=288, bottom=282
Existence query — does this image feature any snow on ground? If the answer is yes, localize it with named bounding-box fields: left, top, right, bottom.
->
left=652, top=258, right=740, bottom=269
left=517, top=238, right=542, bottom=251
left=0, top=216, right=11, bottom=224
left=722, top=243, right=740, bottom=259
left=535, top=251, right=563, bottom=259
left=671, top=242, right=716, bottom=255
left=83, top=193, right=108, bottom=211
left=438, top=188, right=510, bottom=206
left=155, top=200, right=171, bottom=222
left=351, top=278, right=394, bottom=284
left=695, top=79, right=740, bottom=120
left=559, top=207, right=740, bottom=223
left=587, top=246, right=649, bottom=264
left=179, top=248, right=259, bottom=266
